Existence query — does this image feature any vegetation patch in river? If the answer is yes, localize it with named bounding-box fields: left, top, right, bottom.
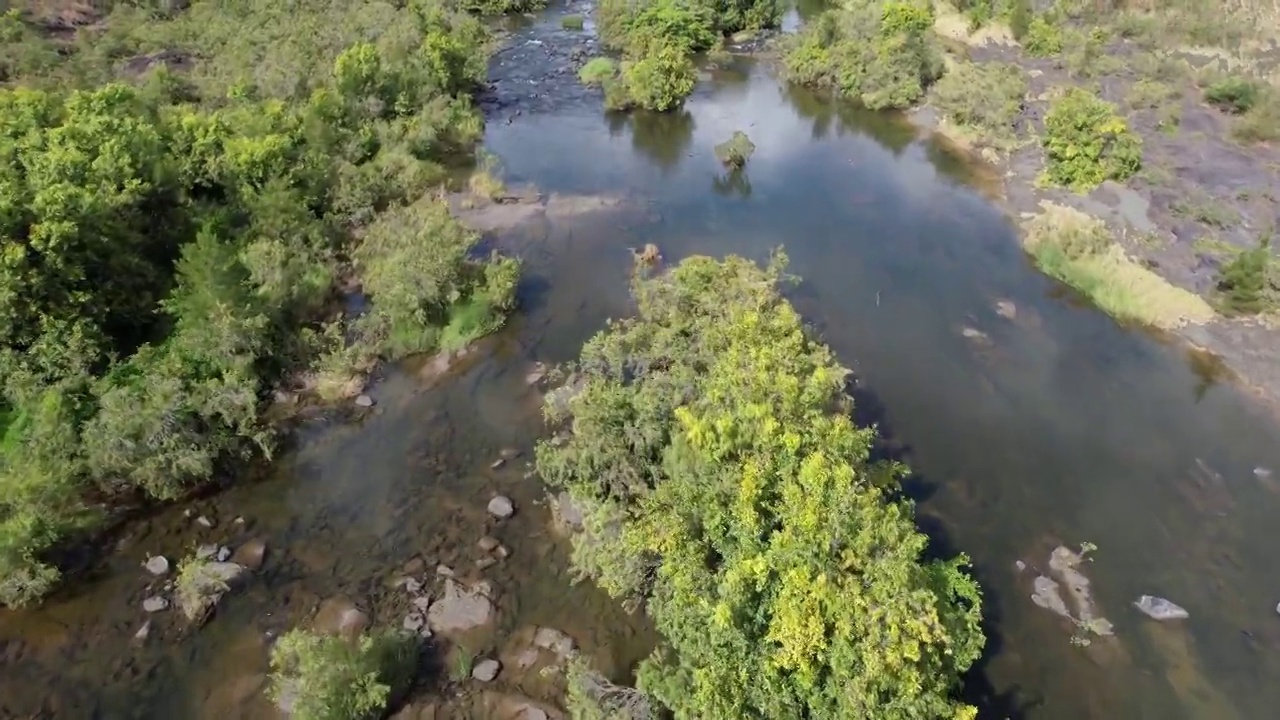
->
left=536, top=252, right=985, bottom=718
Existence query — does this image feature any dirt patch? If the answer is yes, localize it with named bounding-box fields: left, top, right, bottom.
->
left=914, top=24, right=1280, bottom=408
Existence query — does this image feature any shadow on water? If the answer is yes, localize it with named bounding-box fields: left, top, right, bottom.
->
left=5, top=7, right=1280, bottom=720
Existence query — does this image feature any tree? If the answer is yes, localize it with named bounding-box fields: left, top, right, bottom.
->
left=536, top=253, right=984, bottom=719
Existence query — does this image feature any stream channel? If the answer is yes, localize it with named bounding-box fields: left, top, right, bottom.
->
left=3, top=2, right=1280, bottom=718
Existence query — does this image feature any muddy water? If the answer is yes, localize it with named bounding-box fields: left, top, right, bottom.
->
left=5, top=4, right=1280, bottom=720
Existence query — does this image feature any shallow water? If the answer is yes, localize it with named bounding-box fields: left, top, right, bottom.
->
left=4, top=4, right=1280, bottom=719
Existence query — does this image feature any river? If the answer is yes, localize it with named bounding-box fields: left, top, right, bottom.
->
left=2, top=3, right=1280, bottom=719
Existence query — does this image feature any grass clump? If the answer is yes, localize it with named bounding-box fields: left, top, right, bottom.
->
left=930, top=60, right=1027, bottom=150
left=714, top=130, right=756, bottom=168
left=1042, top=87, right=1142, bottom=192
left=579, top=57, right=619, bottom=86
left=562, top=14, right=586, bottom=30
left=1023, top=203, right=1215, bottom=330
left=536, top=253, right=985, bottom=719
left=1215, top=236, right=1278, bottom=315
left=268, top=628, right=416, bottom=720
left=784, top=0, right=943, bottom=110
left=1204, top=75, right=1264, bottom=114
left=1022, top=15, right=1065, bottom=56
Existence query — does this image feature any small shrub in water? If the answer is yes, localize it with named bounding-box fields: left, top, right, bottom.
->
left=579, top=57, right=618, bottom=86
left=622, top=43, right=697, bottom=112
left=714, top=131, right=756, bottom=168
left=562, top=14, right=585, bottom=30
left=268, top=628, right=415, bottom=720
left=1042, top=87, right=1142, bottom=192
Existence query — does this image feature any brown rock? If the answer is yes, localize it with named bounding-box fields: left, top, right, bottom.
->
left=230, top=539, right=267, bottom=571
left=313, top=596, right=369, bottom=640
left=478, top=536, right=501, bottom=552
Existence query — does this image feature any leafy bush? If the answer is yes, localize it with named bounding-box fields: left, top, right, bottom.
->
left=1022, top=15, right=1064, bottom=56
left=784, top=0, right=943, bottom=110
left=536, top=253, right=985, bottom=719
left=621, top=44, right=699, bottom=112
left=1232, top=89, right=1280, bottom=143
left=268, top=629, right=415, bottom=720
left=931, top=60, right=1027, bottom=149
left=1042, top=87, right=1142, bottom=191
left=580, top=57, right=619, bottom=86
left=714, top=130, right=756, bottom=168
left=1204, top=76, right=1263, bottom=114
left=1216, top=238, right=1277, bottom=315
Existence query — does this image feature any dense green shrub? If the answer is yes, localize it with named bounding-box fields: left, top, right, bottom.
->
left=1204, top=76, right=1263, bottom=114
left=930, top=60, right=1027, bottom=148
left=268, top=629, right=416, bottom=720
left=536, top=253, right=984, bottom=720
left=580, top=58, right=620, bottom=86
left=620, top=44, right=699, bottom=112
left=0, top=0, right=517, bottom=606
left=784, top=0, right=943, bottom=110
left=1022, top=15, right=1064, bottom=56
left=1042, top=87, right=1142, bottom=191
left=1216, top=238, right=1277, bottom=315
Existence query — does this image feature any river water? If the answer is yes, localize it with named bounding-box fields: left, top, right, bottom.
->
left=3, top=3, right=1280, bottom=719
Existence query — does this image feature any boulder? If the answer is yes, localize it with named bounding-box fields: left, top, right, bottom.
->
left=488, top=496, right=515, bottom=519
left=1134, top=595, right=1189, bottom=621
left=144, top=555, right=170, bottom=575
left=231, top=539, right=267, bottom=571
left=472, top=658, right=501, bottom=682
left=313, top=596, right=370, bottom=640
left=428, top=579, right=494, bottom=635
left=143, top=595, right=169, bottom=613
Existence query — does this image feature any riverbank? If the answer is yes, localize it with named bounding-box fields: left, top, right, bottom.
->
left=915, top=2, right=1280, bottom=408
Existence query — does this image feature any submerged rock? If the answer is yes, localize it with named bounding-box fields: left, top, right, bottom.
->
left=551, top=491, right=584, bottom=533
left=144, top=555, right=170, bottom=575
left=196, top=515, right=215, bottom=528
left=355, top=394, right=375, bottom=408
left=995, top=299, right=1017, bottom=319
left=230, top=539, right=267, bottom=571
left=313, top=596, right=370, bottom=640
left=532, top=627, right=576, bottom=660
left=478, top=536, right=501, bottom=552
left=488, top=495, right=515, bottom=519
left=1134, top=595, right=1190, bottom=621
left=427, top=579, right=494, bottom=635
left=133, top=620, right=151, bottom=642
left=143, top=595, right=169, bottom=613
left=472, top=658, right=501, bottom=682
left=1031, top=576, right=1070, bottom=618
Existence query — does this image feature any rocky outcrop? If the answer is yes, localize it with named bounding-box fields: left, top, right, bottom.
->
left=427, top=579, right=495, bottom=637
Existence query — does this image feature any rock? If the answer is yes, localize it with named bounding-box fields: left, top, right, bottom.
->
left=1030, top=576, right=1070, bottom=618
left=1134, top=595, right=1189, bottom=621
left=1255, top=466, right=1273, bottom=479
left=478, top=536, right=501, bottom=552
left=231, top=539, right=267, bottom=571
left=195, top=544, right=218, bottom=560
left=524, top=363, right=547, bottom=386
left=532, top=627, right=575, bottom=659
left=234, top=516, right=246, bottom=524
left=1014, top=560, right=1027, bottom=572
left=355, top=394, right=375, bottom=408
left=472, top=658, right=501, bottom=682
left=476, top=557, right=497, bottom=570
left=552, top=491, right=584, bottom=532
left=143, top=595, right=170, bottom=613
left=404, top=577, right=424, bottom=594
left=144, top=555, right=170, bottom=575
left=495, top=545, right=510, bottom=560
left=412, top=595, right=432, bottom=612
left=313, top=596, right=370, bottom=640
left=216, top=546, right=232, bottom=562
left=133, top=620, right=151, bottom=641
left=490, top=458, right=506, bottom=469
left=403, top=612, right=426, bottom=633
left=402, top=556, right=426, bottom=575
left=995, top=299, right=1017, bottom=319
left=436, top=564, right=455, bottom=577
left=428, top=579, right=494, bottom=635
left=500, top=448, right=520, bottom=460
left=960, top=326, right=988, bottom=342
left=196, top=515, right=215, bottom=528
left=487, top=495, right=515, bottom=519
left=205, top=561, right=247, bottom=585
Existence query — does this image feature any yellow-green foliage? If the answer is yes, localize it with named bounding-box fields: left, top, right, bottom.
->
left=1023, top=203, right=1215, bottom=329
left=536, top=254, right=984, bottom=720
left=268, top=628, right=414, bottom=720
left=930, top=60, right=1027, bottom=149
left=0, top=0, right=517, bottom=607
left=1042, top=87, right=1142, bottom=191
left=621, top=45, right=698, bottom=112
left=784, top=0, right=943, bottom=110
left=1022, top=15, right=1064, bottom=56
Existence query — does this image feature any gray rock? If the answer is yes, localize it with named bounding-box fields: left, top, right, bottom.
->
left=995, top=299, right=1017, bottom=319
left=195, top=544, right=218, bottom=560
left=487, top=495, right=515, bottom=519
left=403, top=612, right=426, bottom=633
left=490, top=457, right=506, bottom=469
left=478, top=536, right=501, bottom=552
left=436, top=564, right=455, bottom=577
left=1134, top=595, right=1189, bottom=621
left=403, top=577, right=424, bottom=594
left=134, top=620, right=151, bottom=641
left=1030, top=576, right=1070, bottom=618
left=143, top=595, right=169, bottom=613
left=144, top=555, right=170, bottom=575
left=1256, top=466, right=1273, bottom=479
left=553, top=491, right=584, bottom=532
left=205, top=561, right=247, bottom=585
left=428, top=579, right=494, bottom=635
left=216, top=546, right=232, bottom=562
left=472, top=659, right=501, bottom=682
left=355, top=394, right=374, bottom=408
left=196, top=515, right=215, bottom=528
left=476, top=557, right=497, bottom=570
left=412, top=595, right=432, bottom=612
left=532, top=627, right=575, bottom=659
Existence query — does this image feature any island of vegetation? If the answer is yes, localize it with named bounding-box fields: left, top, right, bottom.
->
left=537, top=253, right=985, bottom=719
left=0, top=0, right=529, bottom=607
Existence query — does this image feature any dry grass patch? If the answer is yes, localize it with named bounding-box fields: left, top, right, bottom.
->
left=932, top=1, right=1017, bottom=46
left=1023, top=202, right=1216, bottom=330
